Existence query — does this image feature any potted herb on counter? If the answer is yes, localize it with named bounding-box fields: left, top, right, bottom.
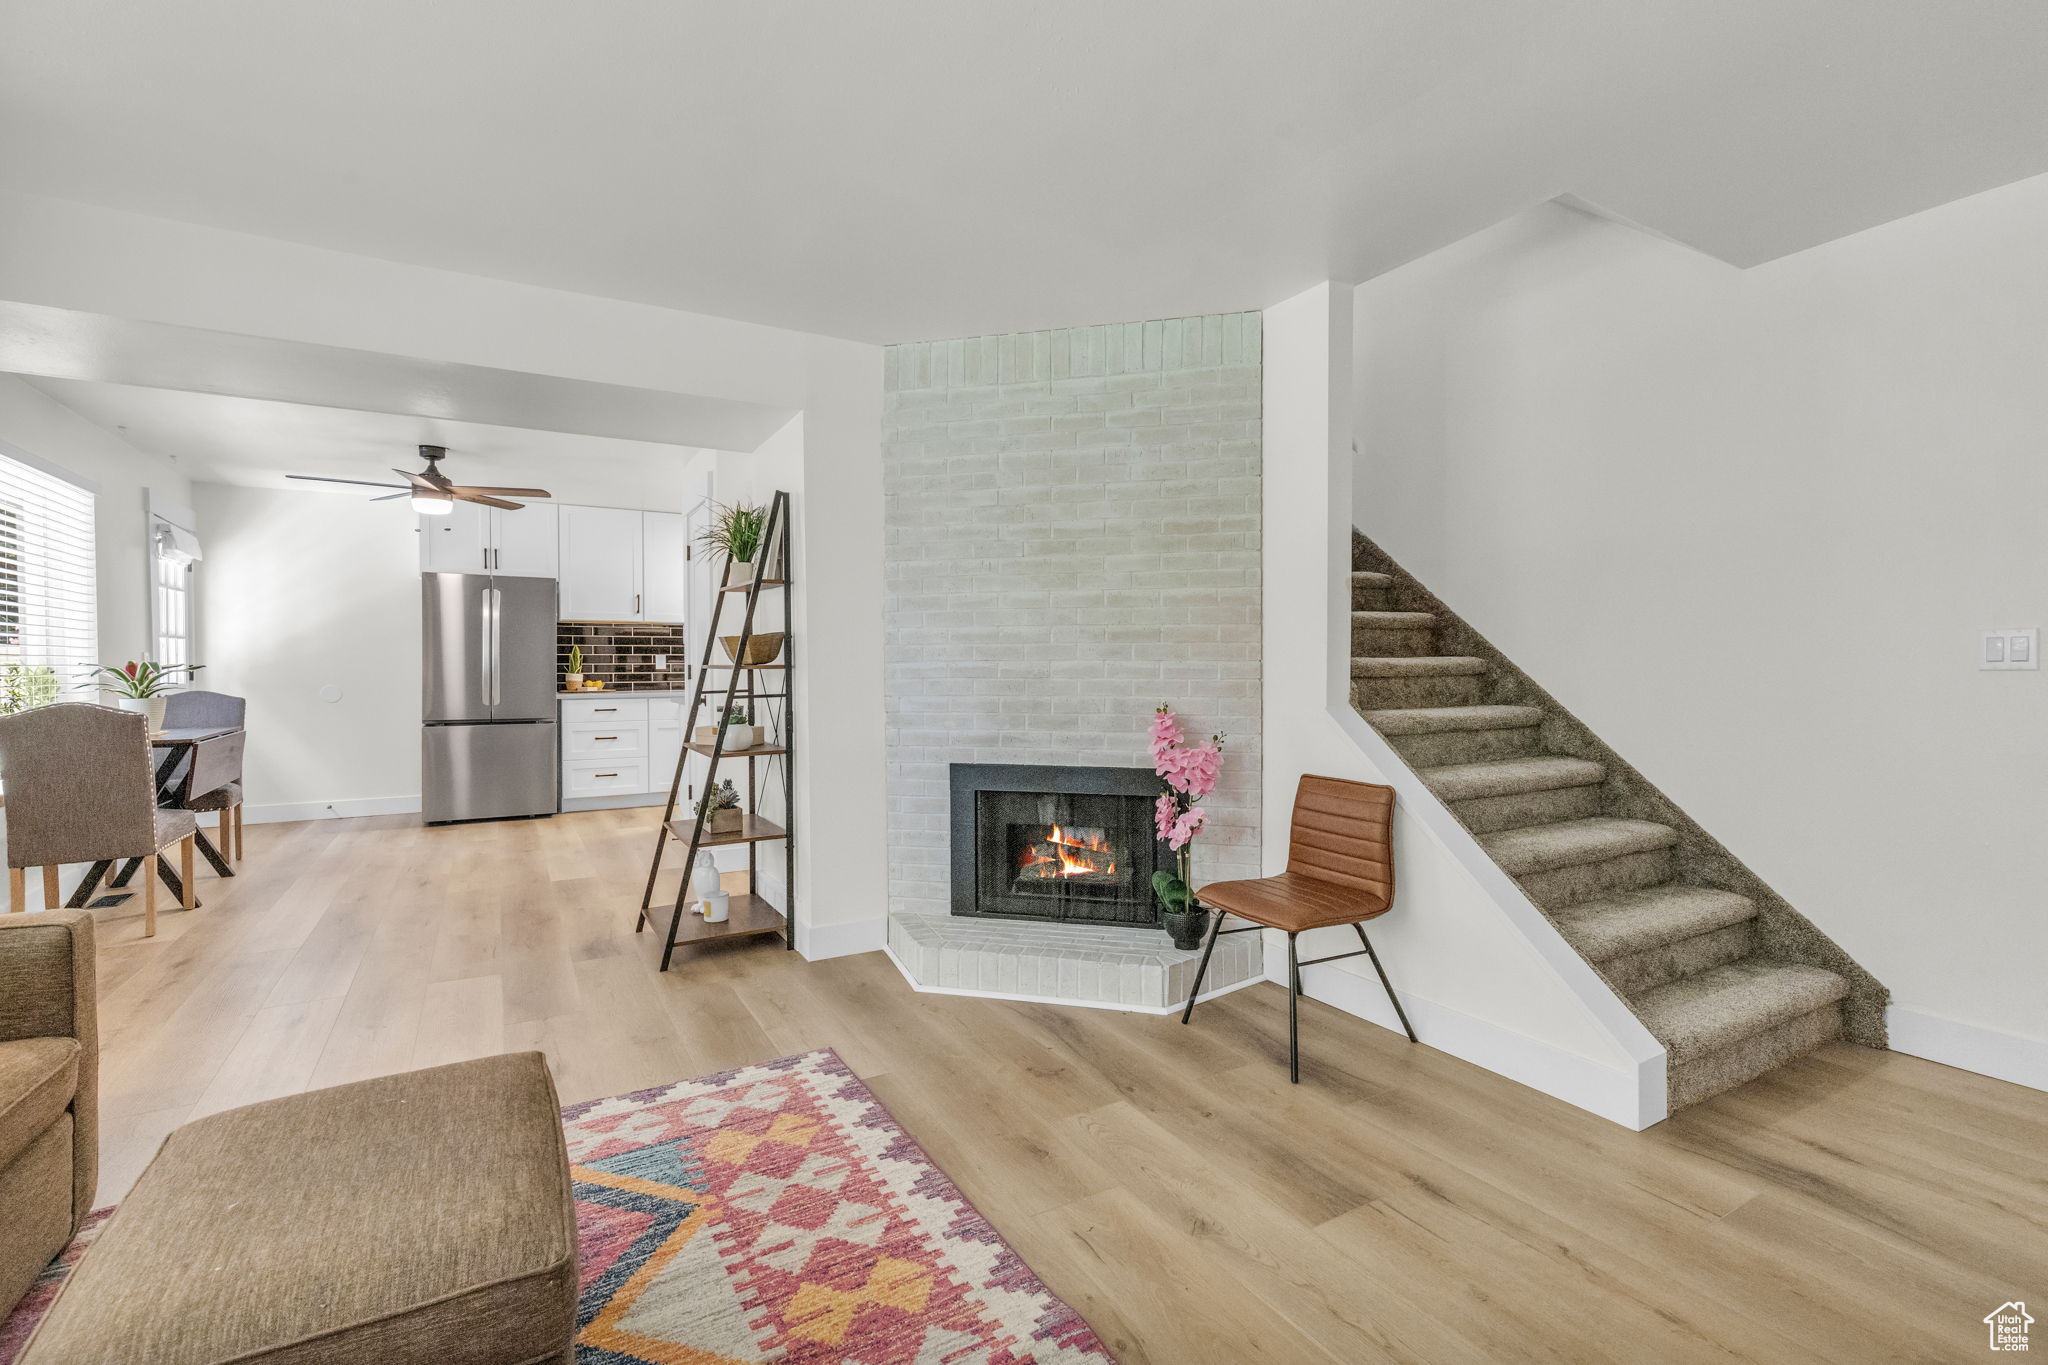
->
left=564, top=643, right=585, bottom=691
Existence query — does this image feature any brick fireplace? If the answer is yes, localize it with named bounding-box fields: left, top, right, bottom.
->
left=880, top=313, right=1265, bottom=1010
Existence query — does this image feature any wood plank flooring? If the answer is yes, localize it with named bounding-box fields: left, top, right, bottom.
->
left=76, top=808, right=2046, bottom=1364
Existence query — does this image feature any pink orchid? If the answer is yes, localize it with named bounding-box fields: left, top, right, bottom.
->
left=1148, top=706, right=1183, bottom=768
left=1166, top=806, right=1208, bottom=850
left=1155, top=792, right=1178, bottom=841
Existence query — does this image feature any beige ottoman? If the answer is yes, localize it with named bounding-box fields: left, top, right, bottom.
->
left=20, top=1052, right=577, bottom=1365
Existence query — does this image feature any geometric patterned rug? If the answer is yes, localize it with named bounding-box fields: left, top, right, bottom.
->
left=2, top=1050, right=1113, bottom=1365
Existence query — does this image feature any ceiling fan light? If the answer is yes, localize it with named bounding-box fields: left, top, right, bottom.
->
left=412, top=494, right=455, bottom=516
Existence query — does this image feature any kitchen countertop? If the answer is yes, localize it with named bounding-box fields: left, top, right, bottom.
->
left=558, top=689, right=691, bottom=698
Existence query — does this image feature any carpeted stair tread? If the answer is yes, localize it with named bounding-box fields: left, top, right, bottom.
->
left=1351, top=571, right=1395, bottom=589
left=1420, top=755, right=1606, bottom=802
left=1363, top=704, right=1543, bottom=735
left=1351, top=610, right=1435, bottom=628
left=1477, top=818, right=1678, bottom=875
left=1351, top=655, right=1488, bottom=678
left=1632, top=962, right=1848, bottom=1064
left=1549, top=886, right=1758, bottom=963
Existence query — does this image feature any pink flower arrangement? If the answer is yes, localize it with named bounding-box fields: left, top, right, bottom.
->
left=1149, top=703, right=1225, bottom=916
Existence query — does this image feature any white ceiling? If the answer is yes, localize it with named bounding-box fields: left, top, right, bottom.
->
left=4, top=2, right=2048, bottom=343
left=25, top=376, right=707, bottom=505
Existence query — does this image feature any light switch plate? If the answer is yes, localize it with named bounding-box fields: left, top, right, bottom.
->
left=1982, top=628, right=2039, bottom=670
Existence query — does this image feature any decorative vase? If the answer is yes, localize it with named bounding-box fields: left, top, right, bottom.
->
left=1162, top=906, right=1210, bottom=952
left=117, top=695, right=167, bottom=733
left=728, top=558, right=756, bottom=587
left=563, top=673, right=584, bottom=690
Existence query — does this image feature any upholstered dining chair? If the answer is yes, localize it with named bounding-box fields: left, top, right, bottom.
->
left=1183, top=773, right=1417, bottom=1082
left=160, top=689, right=247, bottom=863
left=0, top=703, right=197, bottom=935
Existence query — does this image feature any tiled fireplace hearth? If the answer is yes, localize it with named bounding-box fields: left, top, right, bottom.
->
left=885, top=760, right=1265, bottom=1011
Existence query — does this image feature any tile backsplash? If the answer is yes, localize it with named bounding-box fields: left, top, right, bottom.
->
left=557, top=621, right=689, bottom=691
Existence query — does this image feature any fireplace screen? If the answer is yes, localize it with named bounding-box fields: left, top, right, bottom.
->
left=951, top=764, right=1167, bottom=926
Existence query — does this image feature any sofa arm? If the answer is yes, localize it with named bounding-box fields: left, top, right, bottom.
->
left=0, top=909, right=97, bottom=1229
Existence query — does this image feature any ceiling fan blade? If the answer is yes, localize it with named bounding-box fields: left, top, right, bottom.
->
left=286, top=474, right=412, bottom=489
left=369, top=492, right=412, bottom=502
left=392, top=469, right=437, bottom=491
left=454, top=491, right=523, bottom=511
left=449, top=485, right=552, bottom=499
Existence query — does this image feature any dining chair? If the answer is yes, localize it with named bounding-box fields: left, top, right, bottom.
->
left=1183, top=773, right=1417, bottom=1082
left=0, top=703, right=198, bottom=935
left=161, top=689, right=247, bottom=863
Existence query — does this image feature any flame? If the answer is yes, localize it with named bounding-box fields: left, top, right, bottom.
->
left=1020, top=824, right=1117, bottom=879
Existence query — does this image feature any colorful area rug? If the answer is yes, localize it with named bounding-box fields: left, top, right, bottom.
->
left=1, top=1049, right=1111, bottom=1365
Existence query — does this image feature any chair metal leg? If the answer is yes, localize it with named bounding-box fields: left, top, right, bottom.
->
left=1354, top=923, right=1417, bottom=1043
left=1287, top=933, right=1303, bottom=1083
left=1180, top=908, right=1227, bottom=1024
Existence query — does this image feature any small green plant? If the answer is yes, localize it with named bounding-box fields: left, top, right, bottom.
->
left=696, top=501, right=767, bottom=565
left=566, top=643, right=583, bottom=674
left=0, top=664, right=59, bottom=715
left=722, top=705, right=749, bottom=726
left=709, top=778, right=742, bottom=810
left=81, top=660, right=201, bottom=699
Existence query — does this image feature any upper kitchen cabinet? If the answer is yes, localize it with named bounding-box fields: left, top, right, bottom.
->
left=640, top=511, right=689, bottom=624
left=559, top=504, right=643, bottom=619
left=419, top=502, right=559, bottom=577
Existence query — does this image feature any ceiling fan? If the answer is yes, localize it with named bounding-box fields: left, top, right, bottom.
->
left=285, top=445, right=551, bottom=515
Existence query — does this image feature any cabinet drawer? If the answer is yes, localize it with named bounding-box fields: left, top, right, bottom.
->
left=561, top=696, right=648, bottom=724
left=563, top=759, right=649, bottom=797
left=565, top=720, right=647, bottom=760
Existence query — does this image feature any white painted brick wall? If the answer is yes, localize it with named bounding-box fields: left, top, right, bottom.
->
left=884, top=313, right=1263, bottom=922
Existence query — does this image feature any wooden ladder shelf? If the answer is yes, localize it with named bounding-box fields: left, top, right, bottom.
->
left=636, top=489, right=795, bottom=969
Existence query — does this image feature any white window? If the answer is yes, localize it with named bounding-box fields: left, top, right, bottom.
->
left=151, top=518, right=201, bottom=670
left=0, top=441, right=96, bottom=713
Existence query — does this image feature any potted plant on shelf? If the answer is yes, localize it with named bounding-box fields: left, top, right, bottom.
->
left=696, top=501, right=767, bottom=587
left=701, top=778, right=744, bottom=833
left=1148, top=703, right=1225, bottom=950
left=564, top=643, right=584, bottom=691
left=82, top=660, right=202, bottom=734
left=719, top=706, right=762, bottom=751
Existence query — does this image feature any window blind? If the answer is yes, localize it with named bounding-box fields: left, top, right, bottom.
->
left=0, top=446, right=97, bottom=707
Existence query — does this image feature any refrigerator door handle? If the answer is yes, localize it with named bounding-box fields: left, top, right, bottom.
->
left=479, top=586, right=494, bottom=710
left=488, top=587, right=503, bottom=707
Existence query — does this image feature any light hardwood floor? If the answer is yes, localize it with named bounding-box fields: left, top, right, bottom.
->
left=75, top=808, right=2046, bottom=1363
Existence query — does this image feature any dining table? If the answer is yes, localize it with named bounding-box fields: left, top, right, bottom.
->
left=62, top=724, right=244, bottom=909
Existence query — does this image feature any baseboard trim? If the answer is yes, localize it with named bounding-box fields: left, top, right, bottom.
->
left=1886, top=1005, right=2048, bottom=1093
left=801, top=916, right=889, bottom=962
left=1290, top=953, right=1663, bottom=1129
left=880, top=943, right=1265, bottom=1015
left=244, top=796, right=422, bottom=825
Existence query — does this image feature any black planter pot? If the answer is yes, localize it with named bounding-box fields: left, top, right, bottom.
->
left=1161, top=906, right=1211, bottom=952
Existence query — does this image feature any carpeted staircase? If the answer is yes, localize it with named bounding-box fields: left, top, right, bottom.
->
left=1350, top=533, right=1885, bottom=1111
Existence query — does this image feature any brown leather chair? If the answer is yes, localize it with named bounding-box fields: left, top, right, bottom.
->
left=1184, top=774, right=1417, bottom=1081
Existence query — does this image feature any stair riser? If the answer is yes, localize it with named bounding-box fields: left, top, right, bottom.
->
left=1450, top=783, right=1603, bottom=835
left=1386, top=725, right=1543, bottom=767
left=1597, top=922, right=1756, bottom=996
left=1350, top=674, right=1485, bottom=710
left=1351, top=584, right=1395, bottom=611
left=1516, top=848, right=1676, bottom=909
left=1352, top=624, right=1435, bottom=657
left=1666, top=1002, right=1843, bottom=1110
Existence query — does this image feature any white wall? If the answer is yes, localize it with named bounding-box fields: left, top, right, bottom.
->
left=0, top=374, right=190, bottom=664
left=1353, top=181, right=2048, bottom=1089
left=1263, top=283, right=1660, bottom=1127
left=192, top=483, right=421, bottom=819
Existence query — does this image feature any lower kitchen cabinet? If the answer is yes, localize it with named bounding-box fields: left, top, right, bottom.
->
left=559, top=693, right=690, bottom=810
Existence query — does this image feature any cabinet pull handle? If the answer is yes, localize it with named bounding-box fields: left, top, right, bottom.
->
left=595, top=772, right=619, bottom=778
left=635, top=593, right=641, bottom=615
left=594, top=735, right=619, bottom=740
left=594, top=707, right=617, bottom=712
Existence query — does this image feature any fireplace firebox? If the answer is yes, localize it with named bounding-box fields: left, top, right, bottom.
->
left=950, top=763, right=1169, bottom=926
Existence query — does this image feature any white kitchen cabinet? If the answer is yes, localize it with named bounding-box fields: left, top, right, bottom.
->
left=419, top=502, right=559, bottom=576
left=558, top=505, right=643, bottom=619
left=640, top=512, right=690, bottom=624
left=491, top=504, right=559, bottom=576
left=418, top=501, right=490, bottom=573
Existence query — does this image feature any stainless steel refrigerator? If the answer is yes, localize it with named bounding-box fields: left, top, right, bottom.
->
left=422, top=572, right=559, bottom=823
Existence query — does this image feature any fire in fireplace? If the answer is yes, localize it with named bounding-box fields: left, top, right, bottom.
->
left=951, top=763, right=1169, bottom=926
